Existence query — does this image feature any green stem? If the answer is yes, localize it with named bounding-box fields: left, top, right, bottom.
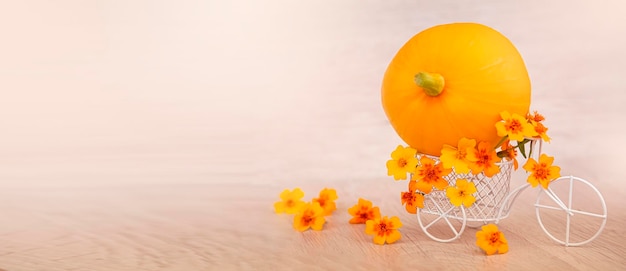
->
left=414, top=72, right=445, bottom=96
left=496, top=138, right=532, bottom=158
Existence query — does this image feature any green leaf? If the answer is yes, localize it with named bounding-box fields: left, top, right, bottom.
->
left=519, top=141, right=527, bottom=158
left=494, top=135, right=509, bottom=149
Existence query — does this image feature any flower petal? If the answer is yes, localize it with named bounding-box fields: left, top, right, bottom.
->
left=370, top=207, right=381, bottom=220
left=522, top=158, right=537, bottom=172
left=274, top=201, right=285, bottom=213
left=365, top=220, right=377, bottom=235
left=389, top=216, right=403, bottom=229
left=385, top=230, right=402, bottom=244
left=414, top=180, right=433, bottom=194
left=293, top=214, right=309, bottom=232
left=372, top=234, right=386, bottom=245
left=462, top=195, right=476, bottom=208
left=311, top=217, right=326, bottom=231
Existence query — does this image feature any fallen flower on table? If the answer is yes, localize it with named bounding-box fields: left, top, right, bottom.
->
left=312, top=188, right=338, bottom=216
left=365, top=216, right=403, bottom=245
left=293, top=202, right=326, bottom=231
left=446, top=179, right=477, bottom=208
left=523, top=153, right=561, bottom=189
left=348, top=198, right=380, bottom=224
left=274, top=188, right=306, bottom=214
left=386, top=145, right=418, bottom=181
left=476, top=224, right=509, bottom=255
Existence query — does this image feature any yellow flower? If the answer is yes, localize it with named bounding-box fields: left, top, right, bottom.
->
left=469, top=141, right=501, bottom=177
left=495, top=111, right=537, bottom=141
left=523, top=154, right=561, bottom=189
left=365, top=216, right=403, bottom=245
left=312, top=188, right=338, bottom=216
left=500, top=139, right=519, bottom=170
left=401, top=181, right=425, bottom=214
left=445, top=179, right=477, bottom=208
left=386, top=145, right=418, bottom=180
left=293, top=202, right=326, bottom=231
left=412, top=156, right=451, bottom=193
left=274, top=188, right=306, bottom=214
left=348, top=198, right=381, bottom=224
left=440, top=137, right=478, bottom=174
left=476, top=224, right=509, bottom=255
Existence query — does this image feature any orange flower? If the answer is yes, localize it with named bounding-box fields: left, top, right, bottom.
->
left=365, top=216, right=403, bottom=245
left=531, top=121, right=550, bottom=142
left=527, top=111, right=545, bottom=122
left=386, top=145, right=419, bottom=180
left=495, top=111, right=537, bottom=141
left=523, top=153, right=561, bottom=189
left=401, top=181, right=425, bottom=214
left=293, top=202, right=326, bottom=231
left=412, top=156, right=451, bottom=193
left=526, top=111, right=550, bottom=142
left=445, top=179, right=477, bottom=208
left=469, top=141, right=501, bottom=177
left=476, top=224, right=509, bottom=255
left=348, top=198, right=381, bottom=224
left=500, top=139, right=519, bottom=170
left=440, top=137, right=478, bottom=174
left=312, top=188, right=338, bottom=216
left=274, top=188, right=306, bottom=214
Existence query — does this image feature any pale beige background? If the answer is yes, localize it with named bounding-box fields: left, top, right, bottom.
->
left=1, top=0, right=626, bottom=270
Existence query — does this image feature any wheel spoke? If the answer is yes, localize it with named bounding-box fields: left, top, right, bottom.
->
left=544, top=188, right=574, bottom=216
left=431, top=201, right=460, bottom=235
left=536, top=203, right=606, bottom=219
left=565, top=204, right=571, bottom=246
left=569, top=208, right=607, bottom=218
left=423, top=201, right=455, bottom=230
left=446, top=217, right=459, bottom=235
left=534, top=203, right=564, bottom=212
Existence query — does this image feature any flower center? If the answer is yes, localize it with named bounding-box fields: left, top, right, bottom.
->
left=489, top=232, right=500, bottom=245
left=286, top=199, right=294, bottom=207
left=397, top=158, right=407, bottom=168
left=534, top=166, right=548, bottom=179
left=402, top=191, right=416, bottom=202
left=456, top=149, right=467, bottom=160
left=378, top=223, right=388, bottom=233
left=423, top=165, right=438, bottom=181
left=506, top=119, right=523, bottom=133
left=302, top=212, right=314, bottom=225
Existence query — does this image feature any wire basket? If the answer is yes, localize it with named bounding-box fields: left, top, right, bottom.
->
left=417, top=155, right=514, bottom=223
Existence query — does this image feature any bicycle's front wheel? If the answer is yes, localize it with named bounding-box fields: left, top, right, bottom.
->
left=535, top=176, right=607, bottom=246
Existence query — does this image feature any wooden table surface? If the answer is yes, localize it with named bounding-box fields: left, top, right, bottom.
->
left=1, top=0, right=626, bottom=270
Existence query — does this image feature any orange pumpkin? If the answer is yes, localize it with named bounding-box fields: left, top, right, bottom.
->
left=381, top=23, right=531, bottom=156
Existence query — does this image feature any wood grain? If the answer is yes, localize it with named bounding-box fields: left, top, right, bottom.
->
left=1, top=0, right=626, bottom=270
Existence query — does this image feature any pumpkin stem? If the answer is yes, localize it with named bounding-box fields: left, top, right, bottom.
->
left=414, top=72, right=445, bottom=97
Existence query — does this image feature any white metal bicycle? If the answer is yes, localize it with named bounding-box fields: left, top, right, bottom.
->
left=415, top=140, right=607, bottom=246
